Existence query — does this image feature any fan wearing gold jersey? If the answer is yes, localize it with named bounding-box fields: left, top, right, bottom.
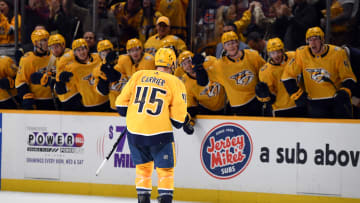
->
left=115, top=48, right=189, bottom=203
left=144, top=16, right=187, bottom=56
left=281, top=27, right=357, bottom=118
left=0, top=56, right=19, bottom=109
left=180, top=51, right=226, bottom=133
left=210, top=31, right=266, bottom=115
left=256, top=37, right=306, bottom=117
left=56, top=38, right=109, bottom=112
left=15, top=29, right=57, bottom=110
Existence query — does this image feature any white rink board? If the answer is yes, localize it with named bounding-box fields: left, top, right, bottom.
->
left=1, top=112, right=360, bottom=199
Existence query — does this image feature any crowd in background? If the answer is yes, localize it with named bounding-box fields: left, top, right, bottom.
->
left=0, top=0, right=359, bottom=121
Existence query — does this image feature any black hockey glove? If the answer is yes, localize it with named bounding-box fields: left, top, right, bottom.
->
left=0, top=77, right=12, bottom=89
left=22, top=93, right=35, bottom=110
left=100, top=63, right=121, bottom=82
left=255, top=82, right=271, bottom=102
left=59, top=71, right=73, bottom=83
left=183, top=114, right=194, bottom=135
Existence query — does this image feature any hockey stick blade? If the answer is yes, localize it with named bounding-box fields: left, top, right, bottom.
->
left=95, top=128, right=127, bottom=176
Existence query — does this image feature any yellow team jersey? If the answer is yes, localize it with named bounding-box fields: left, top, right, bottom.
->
left=115, top=52, right=156, bottom=78
left=144, top=34, right=187, bottom=56
left=282, top=45, right=356, bottom=100
left=15, top=52, right=53, bottom=100
left=259, top=52, right=297, bottom=112
left=65, top=54, right=108, bottom=107
left=139, top=11, right=163, bottom=43
left=55, top=50, right=79, bottom=102
left=234, top=9, right=251, bottom=42
left=0, top=56, right=17, bottom=101
left=209, top=49, right=266, bottom=107
left=158, top=0, right=188, bottom=37
left=100, top=53, right=156, bottom=110
left=181, top=55, right=226, bottom=111
left=115, top=70, right=187, bottom=137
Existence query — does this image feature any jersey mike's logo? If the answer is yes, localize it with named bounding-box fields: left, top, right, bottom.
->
left=200, top=123, right=253, bottom=180
left=230, top=70, right=254, bottom=85
left=306, top=68, right=330, bottom=83
left=200, top=81, right=221, bottom=97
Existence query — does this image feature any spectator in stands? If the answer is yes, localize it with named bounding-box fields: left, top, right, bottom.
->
left=84, top=0, right=120, bottom=48
left=215, top=22, right=249, bottom=58
left=157, top=0, right=189, bottom=40
left=21, top=0, right=50, bottom=52
left=83, top=31, right=97, bottom=53
left=56, top=38, right=109, bottom=112
left=281, top=27, right=357, bottom=119
left=110, top=0, right=143, bottom=46
left=47, top=0, right=87, bottom=48
left=246, top=31, right=267, bottom=60
left=209, top=31, right=266, bottom=116
left=144, top=16, right=187, bottom=56
left=16, top=29, right=57, bottom=110
left=139, top=0, right=162, bottom=43
left=256, top=37, right=306, bottom=117
left=0, top=0, right=21, bottom=44
left=282, top=0, right=321, bottom=51
left=322, top=0, right=359, bottom=46
left=0, top=56, right=19, bottom=109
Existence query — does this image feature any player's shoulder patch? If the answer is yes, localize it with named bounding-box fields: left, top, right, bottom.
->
left=260, top=64, right=268, bottom=72
left=63, top=53, right=71, bottom=58
left=334, top=46, right=341, bottom=51
left=144, top=55, right=153, bottom=60
left=172, top=35, right=179, bottom=40
left=23, top=51, right=34, bottom=58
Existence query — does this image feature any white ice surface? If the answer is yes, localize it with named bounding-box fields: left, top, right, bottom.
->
left=0, top=191, right=196, bottom=203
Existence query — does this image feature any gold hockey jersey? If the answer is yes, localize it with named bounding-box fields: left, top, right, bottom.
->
left=158, top=0, right=189, bottom=37
left=15, top=52, right=53, bottom=100
left=282, top=45, right=356, bottom=100
left=209, top=49, right=266, bottom=107
left=259, top=52, right=297, bottom=111
left=99, top=52, right=156, bottom=110
left=0, top=56, right=17, bottom=101
left=115, top=70, right=187, bottom=138
left=56, top=50, right=79, bottom=102
left=65, top=54, right=108, bottom=107
left=144, top=34, right=187, bottom=56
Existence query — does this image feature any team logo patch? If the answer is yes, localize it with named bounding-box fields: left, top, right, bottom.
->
left=83, top=73, right=95, bottom=85
left=200, top=81, right=221, bottom=97
left=230, top=70, right=254, bottom=85
left=305, top=68, right=330, bottom=83
left=200, top=122, right=253, bottom=180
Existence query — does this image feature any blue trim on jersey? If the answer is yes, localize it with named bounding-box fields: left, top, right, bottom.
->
left=127, top=131, right=174, bottom=146
left=0, top=113, right=2, bottom=190
left=170, top=118, right=183, bottom=129
left=116, top=106, right=127, bottom=117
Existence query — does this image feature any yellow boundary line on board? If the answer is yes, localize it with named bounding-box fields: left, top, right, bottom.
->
left=0, top=109, right=359, bottom=124
left=1, top=179, right=360, bottom=203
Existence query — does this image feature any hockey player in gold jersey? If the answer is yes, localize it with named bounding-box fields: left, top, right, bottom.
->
left=56, top=38, right=109, bottom=112
left=179, top=51, right=226, bottom=132
left=144, top=16, right=187, bottom=56
left=0, top=56, right=18, bottom=109
left=15, top=29, right=57, bottom=110
left=115, top=48, right=189, bottom=203
left=51, top=35, right=83, bottom=111
left=281, top=27, right=357, bottom=118
left=256, top=38, right=306, bottom=117
left=97, top=38, right=155, bottom=111
left=210, top=31, right=266, bottom=115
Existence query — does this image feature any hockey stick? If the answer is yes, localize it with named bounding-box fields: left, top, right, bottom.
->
left=95, top=128, right=127, bottom=176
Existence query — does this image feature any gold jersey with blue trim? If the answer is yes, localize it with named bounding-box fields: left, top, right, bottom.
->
left=281, top=45, right=357, bottom=100
left=209, top=49, right=266, bottom=107
left=115, top=69, right=187, bottom=145
left=0, top=56, right=17, bottom=101
left=65, top=53, right=108, bottom=107
left=259, top=51, right=297, bottom=111
left=15, top=51, right=53, bottom=100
